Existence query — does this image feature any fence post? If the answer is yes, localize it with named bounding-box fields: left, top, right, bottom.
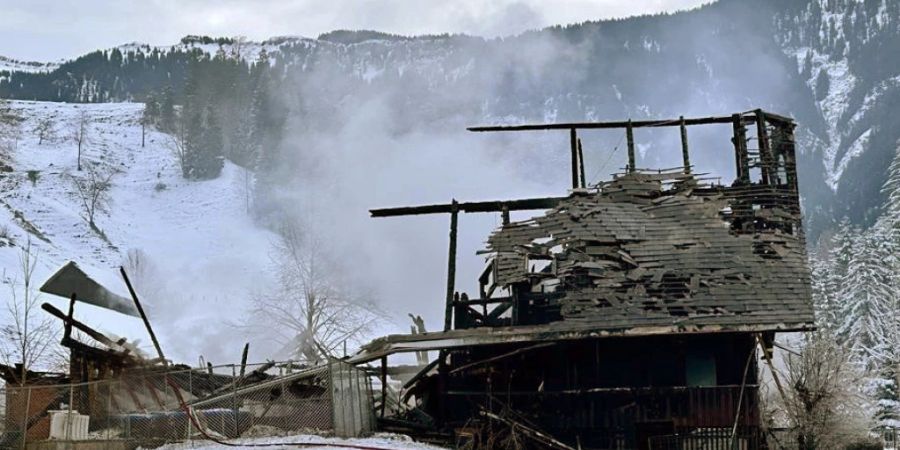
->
left=187, top=370, right=193, bottom=442
left=21, top=386, right=31, bottom=450
left=232, top=364, right=238, bottom=438
left=67, top=385, right=73, bottom=441
left=106, top=381, right=112, bottom=441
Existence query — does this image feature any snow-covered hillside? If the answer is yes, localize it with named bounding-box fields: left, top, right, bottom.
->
left=0, top=100, right=275, bottom=362
left=0, top=56, right=58, bottom=74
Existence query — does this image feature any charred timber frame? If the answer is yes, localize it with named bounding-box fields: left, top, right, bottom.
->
left=371, top=110, right=799, bottom=336
left=468, top=110, right=794, bottom=189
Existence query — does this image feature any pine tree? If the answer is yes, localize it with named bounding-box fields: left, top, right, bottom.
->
left=873, top=141, right=900, bottom=428
left=836, top=225, right=892, bottom=368
left=196, top=105, right=224, bottom=179
left=159, top=86, right=176, bottom=132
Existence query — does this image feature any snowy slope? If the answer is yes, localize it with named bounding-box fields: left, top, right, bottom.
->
left=0, top=100, right=275, bottom=362
left=0, top=56, right=58, bottom=74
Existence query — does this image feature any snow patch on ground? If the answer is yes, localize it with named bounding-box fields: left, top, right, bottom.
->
left=155, top=433, right=445, bottom=450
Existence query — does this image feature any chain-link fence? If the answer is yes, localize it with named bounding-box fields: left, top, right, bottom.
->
left=0, top=360, right=374, bottom=449
left=647, top=427, right=900, bottom=450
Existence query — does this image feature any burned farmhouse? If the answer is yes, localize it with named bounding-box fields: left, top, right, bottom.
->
left=0, top=109, right=814, bottom=450
left=362, top=110, right=814, bottom=449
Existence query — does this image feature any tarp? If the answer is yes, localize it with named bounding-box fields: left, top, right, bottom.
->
left=39, top=261, right=140, bottom=317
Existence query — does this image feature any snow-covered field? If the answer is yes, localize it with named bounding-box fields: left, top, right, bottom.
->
left=156, top=433, right=445, bottom=450
left=0, top=100, right=276, bottom=362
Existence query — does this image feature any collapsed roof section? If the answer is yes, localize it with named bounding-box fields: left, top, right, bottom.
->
left=367, top=109, right=815, bottom=361
left=483, top=169, right=813, bottom=332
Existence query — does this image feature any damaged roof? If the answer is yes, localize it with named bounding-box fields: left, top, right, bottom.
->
left=484, top=170, right=814, bottom=332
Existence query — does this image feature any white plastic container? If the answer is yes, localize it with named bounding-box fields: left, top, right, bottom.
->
left=48, top=410, right=89, bottom=440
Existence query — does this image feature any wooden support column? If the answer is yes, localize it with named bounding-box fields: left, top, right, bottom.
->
left=569, top=128, right=579, bottom=188
left=679, top=116, right=691, bottom=174
left=577, top=138, right=586, bottom=187
left=732, top=114, right=750, bottom=183
left=380, top=356, right=388, bottom=418
left=64, top=293, right=76, bottom=341
left=784, top=124, right=799, bottom=193
left=756, top=109, right=772, bottom=184
left=626, top=120, right=635, bottom=173
left=443, top=200, right=459, bottom=332
left=500, top=204, right=510, bottom=225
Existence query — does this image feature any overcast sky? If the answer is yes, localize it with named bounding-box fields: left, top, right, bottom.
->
left=1, top=0, right=710, bottom=62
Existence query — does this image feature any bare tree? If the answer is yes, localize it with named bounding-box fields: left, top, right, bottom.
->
left=768, top=333, right=873, bottom=450
left=0, top=102, right=22, bottom=154
left=0, top=239, right=60, bottom=385
left=167, top=117, right=189, bottom=178
left=69, top=110, right=91, bottom=171
left=68, top=164, right=115, bottom=230
left=33, top=117, right=56, bottom=145
left=230, top=35, right=248, bottom=59
left=243, top=219, right=380, bottom=364
left=122, top=248, right=162, bottom=304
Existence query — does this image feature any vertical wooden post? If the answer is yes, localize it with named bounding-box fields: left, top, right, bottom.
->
left=65, top=293, right=76, bottom=341
left=756, top=109, right=772, bottom=184
left=380, top=356, right=388, bottom=418
left=626, top=120, right=636, bottom=173
left=680, top=116, right=691, bottom=174
left=501, top=204, right=510, bottom=225
left=577, top=138, right=587, bottom=187
left=239, top=343, right=249, bottom=378
left=443, top=200, right=459, bottom=332
left=569, top=128, right=579, bottom=188
left=732, top=114, right=749, bottom=183
left=782, top=123, right=799, bottom=192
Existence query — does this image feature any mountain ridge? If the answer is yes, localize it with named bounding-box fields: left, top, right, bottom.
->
left=1, top=0, right=898, bottom=242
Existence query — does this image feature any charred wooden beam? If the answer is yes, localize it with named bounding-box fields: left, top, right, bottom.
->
left=467, top=112, right=790, bottom=132
left=626, top=120, right=636, bottom=173
left=239, top=343, right=249, bottom=378
left=569, top=128, right=579, bottom=188
left=755, top=109, right=773, bottom=185
left=732, top=114, right=750, bottom=183
left=120, top=267, right=167, bottom=366
left=65, top=293, right=76, bottom=341
left=370, top=196, right=565, bottom=217
left=480, top=409, right=576, bottom=450
left=380, top=356, right=388, bottom=418
left=680, top=116, right=691, bottom=174
left=444, top=201, right=459, bottom=332
left=577, top=138, right=587, bottom=187
left=453, top=295, right=513, bottom=306
left=42, top=302, right=123, bottom=351
left=449, top=342, right=554, bottom=375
